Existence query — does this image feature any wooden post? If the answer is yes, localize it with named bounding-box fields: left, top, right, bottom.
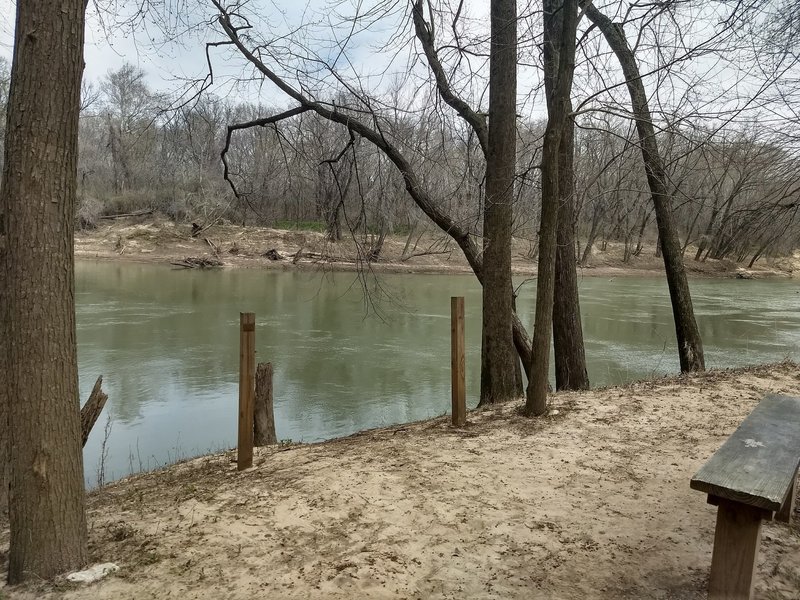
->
left=776, top=469, right=797, bottom=524
left=254, top=362, right=278, bottom=446
left=708, top=497, right=769, bottom=600
left=238, top=312, right=256, bottom=470
left=451, top=296, right=466, bottom=427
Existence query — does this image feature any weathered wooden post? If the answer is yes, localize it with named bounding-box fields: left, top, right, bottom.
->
left=238, top=312, right=256, bottom=470
left=776, top=472, right=797, bottom=523
left=451, top=297, right=466, bottom=427
left=254, top=362, right=278, bottom=446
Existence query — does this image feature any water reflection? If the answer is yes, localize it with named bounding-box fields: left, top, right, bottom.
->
left=76, top=262, right=800, bottom=485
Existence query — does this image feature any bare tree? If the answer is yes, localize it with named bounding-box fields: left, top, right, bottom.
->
left=584, top=3, right=705, bottom=372
left=552, top=11, right=588, bottom=392
left=525, top=0, right=579, bottom=415
left=480, top=0, right=521, bottom=402
left=211, top=0, right=538, bottom=402
left=102, top=64, right=159, bottom=194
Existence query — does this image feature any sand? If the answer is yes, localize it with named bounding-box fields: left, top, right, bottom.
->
left=2, top=362, right=799, bottom=599
left=73, top=217, right=800, bottom=279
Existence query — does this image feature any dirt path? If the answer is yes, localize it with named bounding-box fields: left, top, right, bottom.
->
left=74, top=217, right=800, bottom=279
left=3, top=363, right=799, bottom=599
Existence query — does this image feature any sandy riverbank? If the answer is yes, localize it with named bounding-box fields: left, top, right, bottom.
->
left=74, top=216, right=800, bottom=279
left=2, top=362, right=799, bottom=599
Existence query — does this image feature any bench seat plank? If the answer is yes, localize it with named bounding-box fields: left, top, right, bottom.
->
left=690, top=394, right=800, bottom=511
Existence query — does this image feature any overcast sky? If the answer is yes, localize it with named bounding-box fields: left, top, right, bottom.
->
left=0, top=0, right=287, bottom=103
left=0, top=0, right=488, bottom=108
left=0, top=0, right=793, bottom=135
left=0, top=0, right=178, bottom=86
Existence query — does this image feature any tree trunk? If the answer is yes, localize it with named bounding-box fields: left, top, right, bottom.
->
left=2, top=0, right=89, bottom=582
left=748, top=237, right=774, bottom=269
left=254, top=363, right=277, bottom=446
left=479, top=0, right=520, bottom=405
left=401, top=219, right=419, bottom=259
left=633, top=206, right=651, bottom=256
left=682, top=197, right=704, bottom=255
left=0, top=214, right=6, bottom=520
left=708, top=197, right=736, bottom=260
left=695, top=198, right=719, bottom=261
left=580, top=202, right=603, bottom=266
left=525, top=0, right=579, bottom=416
left=585, top=7, right=705, bottom=373
left=107, top=116, right=122, bottom=194
left=553, top=108, right=589, bottom=391
left=366, top=221, right=388, bottom=263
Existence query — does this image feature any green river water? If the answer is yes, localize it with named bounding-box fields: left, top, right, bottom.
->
left=76, top=261, right=800, bottom=486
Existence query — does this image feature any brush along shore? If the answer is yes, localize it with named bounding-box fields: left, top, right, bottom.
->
left=75, top=217, right=800, bottom=279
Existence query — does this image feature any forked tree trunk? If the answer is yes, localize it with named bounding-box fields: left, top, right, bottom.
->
left=553, top=107, right=589, bottom=391
left=585, top=6, right=705, bottom=373
left=525, top=0, right=579, bottom=415
left=2, top=0, right=89, bottom=581
left=479, top=0, right=520, bottom=404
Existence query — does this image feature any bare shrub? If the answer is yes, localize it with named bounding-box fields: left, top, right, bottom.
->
left=76, top=195, right=103, bottom=230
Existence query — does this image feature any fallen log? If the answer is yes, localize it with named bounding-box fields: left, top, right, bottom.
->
left=170, top=257, right=224, bottom=269
left=98, top=209, right=154, bottom=220
left=80, top=376, right=108, bottom=447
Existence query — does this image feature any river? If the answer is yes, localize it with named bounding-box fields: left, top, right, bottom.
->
left=76, top=261, right=800, bottom=486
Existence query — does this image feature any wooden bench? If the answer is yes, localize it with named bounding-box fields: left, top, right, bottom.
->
left=690, top=394, right=800, bottom=599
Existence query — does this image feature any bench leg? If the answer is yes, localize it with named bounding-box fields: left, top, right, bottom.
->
left=776, top=469, right=797, bottom=524
left=708, top=498, right=767, bottom=600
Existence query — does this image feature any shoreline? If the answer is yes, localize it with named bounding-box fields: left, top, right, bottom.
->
left=2, top=362, right=799, bottom=599
left=74, top=217, right=799, bottom=280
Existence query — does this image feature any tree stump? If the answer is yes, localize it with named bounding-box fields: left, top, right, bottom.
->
left=80, top=375, right=108, bottom=447
left=254, top=362, right=277, bottom=446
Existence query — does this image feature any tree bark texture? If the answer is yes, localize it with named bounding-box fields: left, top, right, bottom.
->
left=479, top=0, right=520, bottom=405
left=553, top=110, right=589, bottom=391
left=525, top=0, right=579, bottom=415
left=254, top=362, right=278, bottom=446
left=2, top=0, right=89, bottom=582
left=585, top=7, right=705, bottom=372
left=0, top=206, right=6, bottom=520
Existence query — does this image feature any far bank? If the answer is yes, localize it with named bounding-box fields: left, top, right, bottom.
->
left=75, top=216, right=800, bottom=279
